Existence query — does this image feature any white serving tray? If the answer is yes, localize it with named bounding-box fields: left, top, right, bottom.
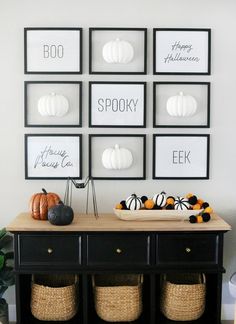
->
left=113, top=208, right=202, bottom=221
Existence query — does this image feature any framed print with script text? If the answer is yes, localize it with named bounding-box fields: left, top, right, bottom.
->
left=25, top=134, right=82, bottom=179
left=153, top=28, right=211, bottom=75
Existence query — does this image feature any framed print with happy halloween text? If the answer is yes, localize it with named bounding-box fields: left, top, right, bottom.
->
left=153, top=28, right=211, bottom=75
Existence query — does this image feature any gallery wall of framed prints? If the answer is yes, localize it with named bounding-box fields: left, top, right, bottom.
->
left=23, top=26, right=211, bottom=181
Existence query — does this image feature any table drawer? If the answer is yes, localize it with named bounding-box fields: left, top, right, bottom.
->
left=87, top=234, right=151, bottom=266
left=156, top=234, right=219, bottom=265
left=18, top=234, right=82, bottom=267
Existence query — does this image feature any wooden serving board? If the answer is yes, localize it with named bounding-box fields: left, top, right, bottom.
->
left=113, top=208, right=202, bottom=221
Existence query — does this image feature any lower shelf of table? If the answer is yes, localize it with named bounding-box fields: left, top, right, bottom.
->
left=15, top=272, right=222, bottom=324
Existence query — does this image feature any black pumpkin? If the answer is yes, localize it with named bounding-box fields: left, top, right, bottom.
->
left=48, top=201, right=74, bottom=226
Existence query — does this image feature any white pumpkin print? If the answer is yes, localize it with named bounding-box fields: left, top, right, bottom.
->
left=102, top=144, right=133, bottom=170
left=38, top=92, right=69, bottom=117
left=102, top=38, right=134, bottom=64
left=166, top=92, right=197, bottom=117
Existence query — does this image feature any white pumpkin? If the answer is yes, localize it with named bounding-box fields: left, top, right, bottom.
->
left=166, top=92, right=197, bottom=117
left=153, top=191, right=166, bottom=207
left=102, top=144, right=133, bottom=170
left=38, top=92, right=69, bottom=117
left=126, top=194, right=142, bottom=210
left=174, top=196, right=190, bottom=210
left=102, top=38, right=134, bottom=64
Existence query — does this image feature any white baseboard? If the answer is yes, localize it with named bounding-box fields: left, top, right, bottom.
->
left=9, top=304, right=16, bottom=322
left=8, top=303, right=235, bottom=322
left=222, top=303, right=234, bottom=320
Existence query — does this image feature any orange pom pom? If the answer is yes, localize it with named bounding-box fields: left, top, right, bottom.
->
left=197, top=215, right=203, bottom=223
left=166, top=197, right=175, bottom=205
left=193, top=203, right=201, bottom=210
left=204, top=206, right=213, bottom=214
left=186, top=193, right=194, bottom=199
left=115, top=203, right=123, bottom=210
left=197, top=199, right=204, bottom=207
left=144, top=199, right=155, bottom=210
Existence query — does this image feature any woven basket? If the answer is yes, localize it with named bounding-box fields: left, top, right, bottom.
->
left=93, top=274, right=143, bottom=322
left=31, top=274, right=78, bottom=321
left=160, top=273, right=206, bottom=321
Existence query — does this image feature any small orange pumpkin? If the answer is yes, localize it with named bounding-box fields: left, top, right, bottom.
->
left=30, top=188, right=61, bottom=220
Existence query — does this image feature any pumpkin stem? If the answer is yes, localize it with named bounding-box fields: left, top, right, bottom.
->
left=114, top=144, right=120, bottom=149
left=179, top=91, right=184, bottom=96
left=42, top=188, right=47, bottom=195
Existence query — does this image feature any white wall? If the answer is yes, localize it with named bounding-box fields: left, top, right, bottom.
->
left=1, top=0, right=236, bottom=319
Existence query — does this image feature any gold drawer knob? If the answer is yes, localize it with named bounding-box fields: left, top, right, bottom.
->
left=185, top=247, right=191, bottom=253
left=47, top=248, right=53, bottom=254
left=116, top=248, right=122, bottom=254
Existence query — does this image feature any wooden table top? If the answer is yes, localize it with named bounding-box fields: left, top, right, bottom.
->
left=6, top=212, right=232, bottom=232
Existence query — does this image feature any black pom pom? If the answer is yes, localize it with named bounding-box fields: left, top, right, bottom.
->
left=141, top=195, right=148, bottom=203
left=188, top=195, right=198, bottom=205
left=153, top=204, right=162, bottom=210
left=166, top=204, right=174, bottom=210
left=189, top=215, right=197, bottom=223
left=202, top=213, right=211, bottom=222
left=120, top=200, right=128, bottom=210
left=202, top=202, right=209, bottom=209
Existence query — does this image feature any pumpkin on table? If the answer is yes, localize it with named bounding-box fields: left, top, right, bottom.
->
left=48, top=201, right=74, bottom=226
left=30, top=188, right=61, bottom=220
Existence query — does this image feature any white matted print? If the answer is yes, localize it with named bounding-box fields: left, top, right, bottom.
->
left=153, top=82, right=210, bottom=128
left=89, top=135, right=146, bottom=180
left=25, top=81, right=82, bottom=127
left=153, top=134, right=209, bottom=179
left=89, top=82, right=146, bottom=127
left=154, top=29, right=211, bottom=75
left=25, top=134, right=82, bottom=179
left=24, top=28, right=82, bottom=74
left=89, top=28, right=147, bottom=74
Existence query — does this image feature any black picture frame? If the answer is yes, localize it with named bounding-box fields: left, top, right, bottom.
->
left=153, top=82, right=210, bottom=128
left=24, top=27, right=83, bottom=74
left=89, top=81, right=146, bottom=128
left=153, top=134, right=210, bottom=180
left=89, top=134, right=146, bottom=180
left=153, top=28, right=211, bottom=75
left=24, top=81, right=82, bottom=128
left=89, top=28, right=147, bottom=74
left=25, top=134, right=82, bottom=180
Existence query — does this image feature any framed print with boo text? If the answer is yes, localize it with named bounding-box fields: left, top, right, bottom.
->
left=89, top=28, right=147, bottom=74
left=153, top=82, right=210, bottom=128
left=24, top=28, right=82, bottom=74
left=24, top=81, right=82, bottom=127
left=153, top=134, right=209, bottom=179
left=153, top=28, right=211, bottom=75
left=89, top=81, right=146, bottom=128
left=25, top=134, right=82, bottom=180
left=89, top=134, right=146, bottom=180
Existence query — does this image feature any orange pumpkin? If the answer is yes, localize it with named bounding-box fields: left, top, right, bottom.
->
left=30, top=188, right=61, bottom=220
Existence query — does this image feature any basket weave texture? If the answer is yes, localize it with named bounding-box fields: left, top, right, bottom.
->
left=160, top=273, right=206, bottom=321
left=31, top=274, right=78, bottom=321
left=93, top=274, right=143, bottom=322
